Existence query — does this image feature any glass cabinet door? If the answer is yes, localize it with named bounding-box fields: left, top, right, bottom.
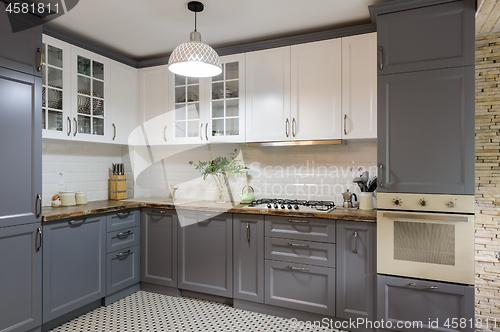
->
left=173, top=74, right=202, bottom=141
left=41, top=35, right=70, bottom=139
left=209, top=54, right=245, bottom=142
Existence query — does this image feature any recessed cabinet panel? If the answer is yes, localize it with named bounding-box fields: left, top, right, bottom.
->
left=290, top=39, right=342, bottom=140
left=106, top=245, right=140, bottom=296
left=139, top=66, right=168, bottom=145
left=246, top=47, right=291, bottom=142
left=377, top=66, right=475, bottom=194
left=377, top=1, right=475, bottom=75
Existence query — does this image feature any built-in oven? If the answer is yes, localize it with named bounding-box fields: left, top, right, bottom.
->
left=377, top=193, right=475, bottom=285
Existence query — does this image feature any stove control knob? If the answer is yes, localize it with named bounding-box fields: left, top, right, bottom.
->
left=446, top=201, right=456, bottom=208
left=419, top=199, right=427, bottom=207
left=294, top=205, right=299, bottom=210
left=280, top=204, right=285, bottom=209
left=392, top=198, right=402, bottom=207
left=273, top=204, right=278, bottom=209
left=267, top=203, right=272, bottom=208
left=287, top=204, right=292, bottom=210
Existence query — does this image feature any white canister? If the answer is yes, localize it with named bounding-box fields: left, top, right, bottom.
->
left=59, top=191, right=76, bottom=206
left=76, top=192, right=87, bottom=205
left=359, top=192, right=374, bottom=210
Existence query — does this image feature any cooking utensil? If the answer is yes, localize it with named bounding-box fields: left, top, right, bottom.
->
left=239, top=186, right=255, bottom=204
left=341, top=189, right=358, bottom=208
left=353, top=176, right=367, bottom=192
left=367, top=176, right=377, bottom=192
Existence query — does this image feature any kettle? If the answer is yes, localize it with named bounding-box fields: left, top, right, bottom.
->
left=342, top=189, right=357, bottom=208
left=239, top=186, right=255, bottom=204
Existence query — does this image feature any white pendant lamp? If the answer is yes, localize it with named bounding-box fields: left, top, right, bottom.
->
left=168, top=1, right=222, bottom=78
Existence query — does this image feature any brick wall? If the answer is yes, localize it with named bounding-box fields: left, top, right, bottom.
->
left=475, top=32, right=500, bottom=324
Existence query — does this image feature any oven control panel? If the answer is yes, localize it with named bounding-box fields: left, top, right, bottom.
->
left=378, top=193, right=475, bottom=213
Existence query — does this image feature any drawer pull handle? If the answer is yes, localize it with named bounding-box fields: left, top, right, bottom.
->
left=116, top=250, right=131, bottom=258
left=287, top=265, right=309, bottom=271
left=116, top=231, right=132, bottom=238
left=379, top=46, right=384, bottom=70
left=288, top=242, right=309, bottom=247
left=246, top=223, right=250, bottom=243
left=68, top=218, right=86, bottom=225
left=409, top=283, right=438, bottom=290
left=116, top=212, right=130, bottom=218
left=354, top=231, right=358, bottom=254
left=36, top=194, right=42, bottom=219
left=37, top=48, right=42, bottom=71
left=67, top=117, right=71, bottom=136
left=37, top=227, right=42, bottom=252
left=288, top=219, right=309, bottom=223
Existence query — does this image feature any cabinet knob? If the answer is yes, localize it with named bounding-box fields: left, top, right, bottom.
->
left=419, top=199, right=427, bottom=207
left=446, top=201, right=456, bottom=208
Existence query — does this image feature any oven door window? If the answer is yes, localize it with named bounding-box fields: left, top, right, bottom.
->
left=394, top=221, right=455, bottom=266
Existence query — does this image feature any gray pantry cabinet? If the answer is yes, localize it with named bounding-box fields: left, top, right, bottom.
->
left=233, top=214, right=265, bottom=303
left=105, top=210, right=140, bottom=298
left=376, top=0, right=474, bottom=75
left=377, top=66, right=475, bottom=194
left=0, top=4, right=43, bottom=77
left=0, top=223, right=42, bottom=332
left=336, top=221, right=376, bottom=321
left=377, top=275, right=474, bottom=332
left=141, top=209, right=178, bottom=287
left=178, top=211, right=233, bottom=298
left=42, top=216, right=105, bottom=322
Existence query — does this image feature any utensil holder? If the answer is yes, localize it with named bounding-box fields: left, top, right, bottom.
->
left=359, top=192, right=374, bottom=210
left=109, top=175, right=127, bottom=200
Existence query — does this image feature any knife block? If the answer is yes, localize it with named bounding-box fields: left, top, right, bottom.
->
left=109, top=175, right=127, bottom=200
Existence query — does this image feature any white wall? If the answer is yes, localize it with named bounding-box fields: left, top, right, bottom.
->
left=42, top=139, right=133, bottom=206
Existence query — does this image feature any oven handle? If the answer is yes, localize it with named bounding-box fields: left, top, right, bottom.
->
left=382, top=212, right=469, bottom=223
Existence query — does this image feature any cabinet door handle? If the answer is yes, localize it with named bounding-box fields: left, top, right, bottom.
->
left=68, top=218, right=86, bottom=225
left=285, top=118, right=290, bottom=138
left=37, top=227, right=42, bottom=252
left=379, top=163, right=384, bottom=188
left=288, top=219, right=309, bottom=223
left=116, top=250, right=131, bottom=258
left=205, top=123, right=209, bottom=140
left=200, top=123, right=203, bottom=140
left=292, top=118, right=296, bottom=137
left=287, top=265, right=309, bottom=271
left=354, top=231, right=358, bottom=254
left=67, top=117, right=71, bottom=136
left=36, top=194, right=42, bottom=219
left=73, top=118, right=77, bottom=137
left=379, top=46, right=384, bottom=70
left=164, top=125, right=167, bottom=142
left=112, top=123, right=117, bottom=140
left=409, top=283, right=438, bottom=290
left=37, top=48, right=42, bottom=72
left=344, top=114, right=347, bottom=135
left=116, top=230, right=132, bottom=238
left=288, top=242, right=309, bottom=247
left=246, top=223, right=250, bottom=243
left=116, top=211, right=130, bottom=218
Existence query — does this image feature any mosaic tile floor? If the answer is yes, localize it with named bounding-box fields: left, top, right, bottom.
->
left=49, top=291, right=339, bottom=332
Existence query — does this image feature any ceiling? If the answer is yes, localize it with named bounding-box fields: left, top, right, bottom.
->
left=45, top=0, right=391, bottom=61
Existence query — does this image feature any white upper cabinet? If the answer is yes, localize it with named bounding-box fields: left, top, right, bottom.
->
left=207, top=53, right=246, bottom=143
left=246, top=47, right=291, bottom=142
left=109, top=60, right=139, bottom=145
left=341, top=32, right=377, bottom=139
left=139, top=65, right=169, bottom=145
left=41, top=35, right=71, bottom=139
left=291, top=39, right=342, bottom=140
left=70, top=46, right=110, bottom=142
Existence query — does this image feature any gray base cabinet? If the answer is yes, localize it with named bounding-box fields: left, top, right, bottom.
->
left=377, top=66, right=475, bottom=194
left=141, top=209, right=177, bottom=287
left=42, top=216, right=105, bottom=323
left=233, top=214, right=264, bottom=303
left=377, top=275, right=474, bottom=332
left=178, top=212, right=233, bottom=298
left=336, top=221, right=376, bottom=321
left=0, top=223, right=42, bottom=332
left=106, top=245, right=140, bottom=296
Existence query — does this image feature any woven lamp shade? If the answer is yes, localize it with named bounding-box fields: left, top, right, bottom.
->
left=168, top=38, right=222, bottom=78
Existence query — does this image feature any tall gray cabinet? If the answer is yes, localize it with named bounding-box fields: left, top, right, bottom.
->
left=0, top=5, right=43, bottom=332
left=373, top=0, right=475, bottom=195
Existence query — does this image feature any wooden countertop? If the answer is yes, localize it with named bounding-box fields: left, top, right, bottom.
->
left=42, top=197, right=377, bottom=223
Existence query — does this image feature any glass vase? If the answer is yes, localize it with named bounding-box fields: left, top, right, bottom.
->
left=212, top=173, right=227, bottom=203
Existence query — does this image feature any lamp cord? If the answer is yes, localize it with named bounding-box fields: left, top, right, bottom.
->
left=194, top=12, right=197, bottom=31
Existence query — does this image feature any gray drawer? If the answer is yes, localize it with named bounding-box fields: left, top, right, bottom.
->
left=265, top=259, right=335, bottom=316
left=106, top=226, right=139, bottom=253
left=264, top=216, right=335, bottom=243
left=106, top=210, right=140, bottom=233
left=106, top=245, right=140, bottom=296
left=265, top=237, right=335, bottom=268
